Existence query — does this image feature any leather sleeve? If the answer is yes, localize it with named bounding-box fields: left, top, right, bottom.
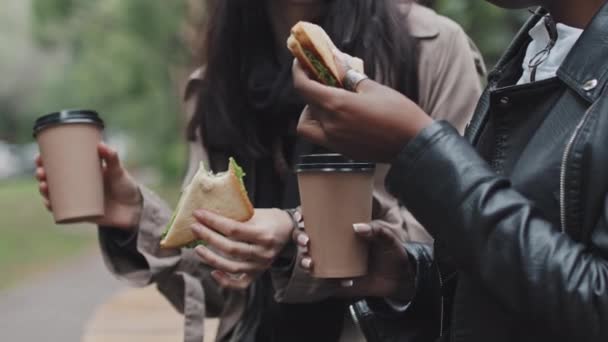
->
left=386, top=121, right=608, bottom=341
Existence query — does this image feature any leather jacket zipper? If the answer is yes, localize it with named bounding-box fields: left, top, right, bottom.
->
left=437, top=268, right=445, bottom=338
left=349, top=304, right=363, bottom=333
left=559, top=105, right=594, bottom=234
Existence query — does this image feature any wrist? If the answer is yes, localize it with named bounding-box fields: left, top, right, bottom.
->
left=107, top=187, right=143, bottom=231
left=388, top=256, right=416, bottom=302
left=400, top=113, right=433, bottom=143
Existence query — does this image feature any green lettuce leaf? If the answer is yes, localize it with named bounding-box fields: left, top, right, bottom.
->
left=304, top=50, right=338, bottom=87
left=162, top=158, right=248, bottom=248
left=229, top=157, right=246, bottom=182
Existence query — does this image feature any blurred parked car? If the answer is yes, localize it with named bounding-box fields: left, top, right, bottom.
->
left=0, top=132, right=138, bottom=181
left=0, top=140, right=23, bottom=179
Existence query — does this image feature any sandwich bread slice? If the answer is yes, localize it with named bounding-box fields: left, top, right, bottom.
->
left=160, top=158, right=254, bottom=249
left=287, top=21, right=364, bottom=87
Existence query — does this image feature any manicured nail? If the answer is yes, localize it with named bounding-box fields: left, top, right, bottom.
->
left=297, top=233, right=309, bottom=246
left=301, top=257, right=312, bottom=269
left=353, top=223, right=371, bottom=233
left=194, top=245, right=206, bottom=256
left=341, top=279, right=354, bottom=288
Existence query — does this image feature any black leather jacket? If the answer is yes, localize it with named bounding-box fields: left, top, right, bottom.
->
left=353, top=5, right=608, bottom=342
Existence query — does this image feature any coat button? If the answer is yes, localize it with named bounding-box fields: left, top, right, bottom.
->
left=583, top=79, right=598, bottom=91
left=499, top=96, right=510, bottom=105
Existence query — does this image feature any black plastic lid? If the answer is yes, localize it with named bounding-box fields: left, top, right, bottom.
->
left=33, top=110, right=104, bottom=136
left=296, top=154, right=375, bottom=172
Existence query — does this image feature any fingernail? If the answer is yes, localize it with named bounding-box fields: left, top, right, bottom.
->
left=341, top=279, right=354, bottom=287
left=297, top=234, right=309, bottom=246
left=194, top=245, right=206, bottom=255
left=353, top=223, right=371, bottom=233
left=301, top=257, right=312, bottom=269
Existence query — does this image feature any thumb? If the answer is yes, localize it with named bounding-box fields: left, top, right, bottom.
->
left=332, top=49, right=351, bottom=81
left=353, top=221, right=394, bottom=245
left=297, top=106, right=329, bottom=146
left=352, top=222, right=374, bottom=239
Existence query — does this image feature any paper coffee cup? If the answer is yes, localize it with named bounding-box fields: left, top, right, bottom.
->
left=34, top=110, right=105, bottom=224
left=297, top=154, right=375, bottom=278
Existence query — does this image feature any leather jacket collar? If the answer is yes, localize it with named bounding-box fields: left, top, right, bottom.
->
left=468, top=4, right=608, bottom=144
left=490, top=4, right=608, bottom=103
left=558, top=1, right=608, bottom=103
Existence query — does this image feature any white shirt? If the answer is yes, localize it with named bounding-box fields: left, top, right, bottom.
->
left=517, top=17, right=583, bottom=85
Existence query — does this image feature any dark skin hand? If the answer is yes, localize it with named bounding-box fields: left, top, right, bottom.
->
left=293, top=52, right=433, bottom=162
left=296, top=221, right=415, bottom=301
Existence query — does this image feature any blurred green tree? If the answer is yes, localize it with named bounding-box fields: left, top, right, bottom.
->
left=14, top=0, right=531, bottom=182
left=431, top=0, right=529, bottom=67
left=29, top=0, right=193, bottom=182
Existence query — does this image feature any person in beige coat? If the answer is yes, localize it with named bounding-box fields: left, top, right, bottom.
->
left=35, top=1, right=484, bottom=341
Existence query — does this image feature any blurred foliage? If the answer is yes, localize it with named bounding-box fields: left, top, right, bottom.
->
left=28, top=0, right=193, bottom=182
left=432, top=0, right=529, bottom=67
left=0, top=0, right=532, bottom=181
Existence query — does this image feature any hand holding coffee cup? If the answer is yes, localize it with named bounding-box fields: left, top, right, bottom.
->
left=296, top=154, right=375, bottom=278
left=296, top=220, right=416, bottom=301
left=34, top=110, right=142, bottom=228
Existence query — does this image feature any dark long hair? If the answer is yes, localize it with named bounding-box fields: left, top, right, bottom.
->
left=188, top=0, right=419, bottom=158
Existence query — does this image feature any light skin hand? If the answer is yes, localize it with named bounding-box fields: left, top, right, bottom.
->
left=36, top=142, right=143, bottom=230
left=292, top=52, right=434, bottom=163
left=296, top=221, right=415, bottom=301
left=191, top=208, right=294, bottom=290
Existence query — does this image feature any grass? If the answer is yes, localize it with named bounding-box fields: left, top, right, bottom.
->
left=0, top=178, right=182, bottom=290
left=0, top=179, right=97, bottom=290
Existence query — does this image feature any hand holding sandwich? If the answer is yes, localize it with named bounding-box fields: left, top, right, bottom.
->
left=191, top=208, right=294, bottom=290
left=290, top=30, right=433, bottom=162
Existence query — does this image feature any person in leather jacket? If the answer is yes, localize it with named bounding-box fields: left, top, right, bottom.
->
left=292, top=0, right=608, bottom=341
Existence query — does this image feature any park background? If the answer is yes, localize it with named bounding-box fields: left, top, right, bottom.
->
left=0, top=0, right=526, bottom=340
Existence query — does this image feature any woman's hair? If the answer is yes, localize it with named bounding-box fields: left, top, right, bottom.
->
left=188, top=0, right=419, bottom=158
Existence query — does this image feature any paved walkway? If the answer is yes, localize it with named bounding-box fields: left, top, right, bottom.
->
left=83, top=286, right=219, bottom=342
left=0, top=250, right=124, bottom=342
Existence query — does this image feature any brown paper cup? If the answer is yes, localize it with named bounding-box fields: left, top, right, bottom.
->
left=297, top=154, right=375, bottom=278
left=34, top=110, right=105, bottom=224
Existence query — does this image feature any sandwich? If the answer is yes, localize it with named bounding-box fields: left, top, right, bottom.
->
left=287, top=21, right=364, bottom=87
left=160, top=158, right=254, bottom=249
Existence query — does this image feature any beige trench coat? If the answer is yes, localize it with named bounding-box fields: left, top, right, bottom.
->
left=98, top=4, right=484, bottom=342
